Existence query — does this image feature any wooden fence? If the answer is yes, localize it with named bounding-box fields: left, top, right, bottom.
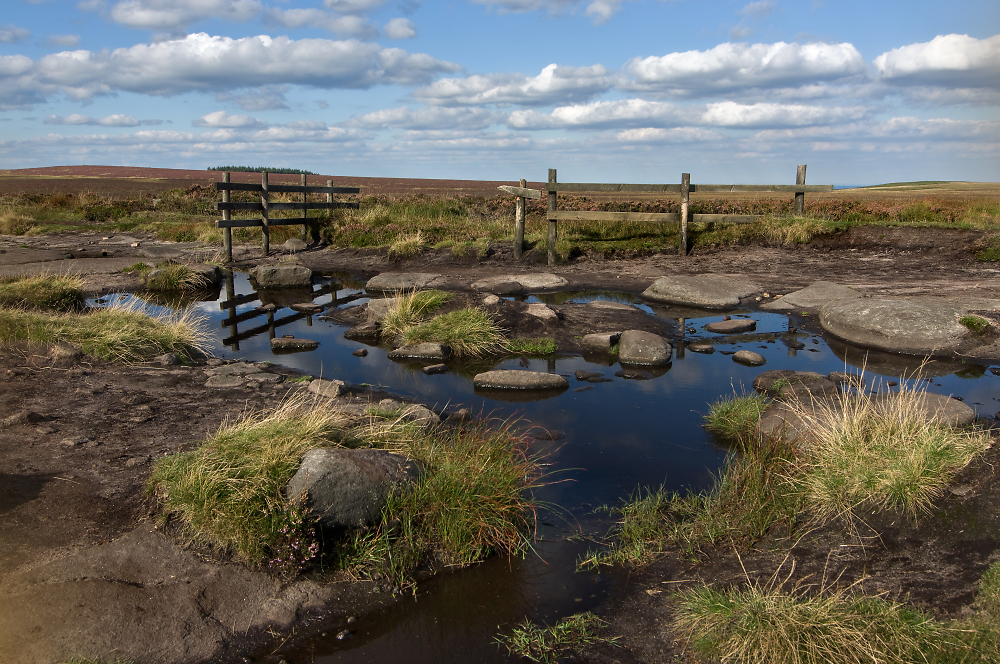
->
left=499, top=165, right=833, bottom=265
left=215, top=171, right=360, bottom=262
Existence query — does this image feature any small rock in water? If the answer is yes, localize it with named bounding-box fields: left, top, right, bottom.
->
left=574, top=386, right=594, bottom=392
left=687, top=343, right=714, bottom=354
left=732, top=350, right=766, bottom=366
left=347, top=616, right=358, bottom=625
left=270, top=337, right=320, bottom=351
left=336, top=630, right=353, bottom=641
left=785, top=340, right=806, bottom=350
left=723, top=315, right=731, bottom=321
left=352, top=348, right=368, bottom=357
left=421, top=363, right=448, bottom=375
left=575, top=370, right=609, bottom=383
left=887, top=381, right=898, bottom=387
left=952, top=395, right=964, bottom=401
left=615, top=369, right=654, bottom=380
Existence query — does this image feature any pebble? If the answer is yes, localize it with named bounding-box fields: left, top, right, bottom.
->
left=732, top=350, right=766, bottom=366
left=352, top=348, right=368, bottom=357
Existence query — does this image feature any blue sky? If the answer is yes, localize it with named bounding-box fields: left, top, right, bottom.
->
left=1, top=0, right=998, bottom=184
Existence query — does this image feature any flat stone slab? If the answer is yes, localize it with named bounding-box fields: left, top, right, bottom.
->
left=205, top=375, right=244, bottom=388
left=581, top=332, right=620, bottom=353
left=471, top=274, right=568, bottom=292
left=270, top=337, right=319, bottom=351
left=473, top=370, right=569, bottom=390
left=587, top=300, right=638, bottom=312
left=387, top=343, right=452, bottom=360
left=365, top=273, right=445, bottom=291
left=733, top=350, right=766, bottom=366
left=762, top=281, right=862, bottom=312
left=308, top=379, right=345, bottom=398
left=705, top=318, right=756, bottom=334
left=820, top=296, right=1000, bottom=355
left=617, top=329, right=672, bottom=366
left=526, top=303, right=559, bottom=321
left=251, top=265, right=313, bottom=288
left=641, top=274, right=758, bottom=309
left=205, top=362, right=261, bottom=376
left=289, top=302, right=323, bottom=314
left=365, top=297, right=399, bottom=321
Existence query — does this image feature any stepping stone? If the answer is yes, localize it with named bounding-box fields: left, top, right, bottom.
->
left=762, top=281, right=862, bottom=312
left=365, top=273, right=445, bottom=291
left=387, top=343, right=452, bottom=360
left=270, top=337, right=319, bottom=351
left=473, top=370, right=569, bottom=390
left=251, top=265, right=313, bottom=288
left=580, top=332, right=620, bottom=353
left=705, top=319, right=756, bottom=334
left=733, top=350, right=766, bottom=366
left=205, top=362, right=261, bottom=376
left=641, top=274, right=758, bottom=309
left=290, top=302, right=323, bottom=314
left=617, top=330, right=672, bottom=366
left=526, top=303, right=559, bottom=321
left=687, top=343, right=715, bottom=354
left=471, top=273, right=568, bottom=293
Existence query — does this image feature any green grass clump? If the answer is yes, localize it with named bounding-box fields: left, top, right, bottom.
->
left=0, top=300, right=210, bottom=362
left=508, top=338, right=557, bottom=355
left=400, top=308, right=508, bottom=358
left=790, top=383, right=992, bottom=522
left=379, top=289, right=453, bottom=338
left=703, top=392, right=771, bottom=449
left=149, top=396, right=349, bottom=563
left=959, top=314, right=990, bottom=335
left=143, top=263, right=210, bottom=292
left=0, top=274, right=84, bottom=310
left=388, top=231, right=428, bottom=259
left=496, top=612, right=619, bottom=663
left=673, top=579, right=942, bottom=664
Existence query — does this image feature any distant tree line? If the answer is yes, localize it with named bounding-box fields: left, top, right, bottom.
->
left=207, top=166, right=318, bottom=175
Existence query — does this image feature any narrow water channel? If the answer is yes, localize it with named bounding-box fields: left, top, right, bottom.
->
left=94, top=272, right=1000, bottom=663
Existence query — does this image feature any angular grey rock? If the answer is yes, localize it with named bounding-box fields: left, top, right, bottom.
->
left=473, top=370, right=569, bottom=390
left=617, top=329, right=672, bottom=366
left=344, top=321, right=380, bottom=340
left=526, top=303, right=559, bottom=321
left=761, top=281, right=862, bottom=312
left=733, top=350, right=766, bottom=366
left=286, top=448, right=422, bottom=530
left=400, top=404, right=439, bottom=427
left=365, top=297, right=399, bottom=321
left=705, top=319, right=756, bottom=334
left=471, top=273, right=568, bottom=292
left=251, top=265, right=313, bottom=288
left=641, top=274, right=758, bottom=309
left=581, top=332, right=621, bottom=353
left=283, top=238, right=308, bottom=252
left=820, top=296, right=1000, bottom=355
left=482, top=294, right=501, bottom=306
left=153, top=353, right=180, bottom=367
left=365, top=273, right=445, bottom=291
left=308, top=379, right=345, bottom=398
left=387, top=343, right=452, bottom=360
left=191, top=263, right=221, bottom=285
left=753, top=370, right=837, bottom=399
left=205, top=375, right=244, bottom=388
left=270, top=337, right=320, bottom=351
left=205, top=362, right=261, bottom=376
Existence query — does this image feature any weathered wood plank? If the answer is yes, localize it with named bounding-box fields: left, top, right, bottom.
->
left=692, top=214, right=759, bottom=224
left=217, top=217, right=342, bottom=229
left=547, top=183, right=683, bottom=193
left=215, top=182, right=359, bottom=194
left=690, top=184, right=832, bottom=193
left=217, top=202, right=359, bottom=211
left=219, top=291, right=259, bottom=309
left=498, top=185, right=544, bottom=199
left=548, top=211, right=682, bottom=222
left=680, top=173, right=690, bottom=256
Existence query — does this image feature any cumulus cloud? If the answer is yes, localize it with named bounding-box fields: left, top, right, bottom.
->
left=9, top=33, right=459, bottom=102
left=739, top=1, right=776, bottom=18
left=263, top=8, right=378, bottom=39
left=106, top=0, right=262, bottom=31
left=0, top=25, right=31, bottom=43
left=701, top=101, right=869, bottom=127
left=383, top=18, right=416, bottom=39
left=413, top=63, right=618, bottom=107
left=347, top=106, right=502, bottom=130
left=193, top=110, right=268, bottom=129
left=625, top=41, right=866, bottom=96
left=44, top=34, right=82, bottom=47
left=509, top=99, right=684, bottom=129
left=874, top=33, right=1000, bottom=89
left=616, top=127, right=725, bottom=143
left=43, top=113, right=141, bottom=126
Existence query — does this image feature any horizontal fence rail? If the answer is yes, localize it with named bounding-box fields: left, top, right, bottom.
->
left=215, top=171, right=361, bottom=261
left=498, top=165, right=831, bottom=264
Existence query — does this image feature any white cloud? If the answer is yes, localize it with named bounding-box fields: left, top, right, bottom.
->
left=874, top=34, right=1000, bottom=89
left=12, top=33, right=459, bottom=102
left=44, top=34, right=81, bottom=47
left=740, top=1, right=776, bottom=18
left=0, top=25, right=31, bottom=43
left=383, top=18, right=416, bottom=39
left=413, top=63, right=618, bottom=107
left=616, top=127, right=725, bottom=143
left=323, top=0, right=387, bottom=13
left=625, top=41, right=866, bottom=96
left=263, top=9, right=378, bottom=38
left=347, top=106, right=501, bottom=130
left=753, top=117, right=1000, bottom=143
left=43, top=113, right=141, bottom=126
left=193, top=110, right=268, bottom=129
left=107, top=0, right=262, bottom=31
left=701, top=101, right=869, bottom=127
left=509, top=98, right=684, bottom=129
left=585, top=0, right=627, bottom=23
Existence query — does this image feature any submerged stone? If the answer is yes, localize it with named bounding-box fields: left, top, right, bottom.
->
left=473, top=370, right=569, bottom=390
left=733, top=350, right=766, bottom=366
left=617, top=330, right=672, bottom=366
left=705, top=319, right=756, bottom=334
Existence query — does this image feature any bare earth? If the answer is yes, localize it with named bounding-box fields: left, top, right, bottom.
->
left=1, top=167, right=999, bottom=663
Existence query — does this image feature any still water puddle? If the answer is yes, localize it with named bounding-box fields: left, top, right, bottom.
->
left=92, top=273, right=1000, bottom=663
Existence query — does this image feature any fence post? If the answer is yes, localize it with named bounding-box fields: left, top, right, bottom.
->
left=794, top=164, right=807, bottom=216
left=222, top=171, right=232, bottom=263
left=679, top=172, right=690, bottom=256
left=514, top=178, right=526, bottom=260
left=547, top=169, right=557, bottom=266
left=300, top=173, right=308, bottom=242
left=261, top=171, right=270, bottom=256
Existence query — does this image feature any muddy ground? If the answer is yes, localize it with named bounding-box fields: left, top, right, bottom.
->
left=1, top=226, right=1000, bottom=663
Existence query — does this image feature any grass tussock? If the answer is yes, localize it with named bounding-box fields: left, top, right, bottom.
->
left=0, top=299, right=210, bottom=362
left=508, top=338, right=558, bottom=355
left=0, top=274, right=84, bottom=310
left=496, top=612, right=619, bottom=663
left=673, top=575, right=942, bottom=664
left=149, top=396, right=349, bottom=563
left=959, top=314, right=990, bottom=335
left=379, top=289, right=453, bottom=338
left=703, top=392, right=771, bottom=449
left=789, top=383, right=993, bottom=522
left=387, top=230, right=428, bottom=259
left=400, top=308, right=509, bottom=358
left=143, top=263, right=210, bottom=291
